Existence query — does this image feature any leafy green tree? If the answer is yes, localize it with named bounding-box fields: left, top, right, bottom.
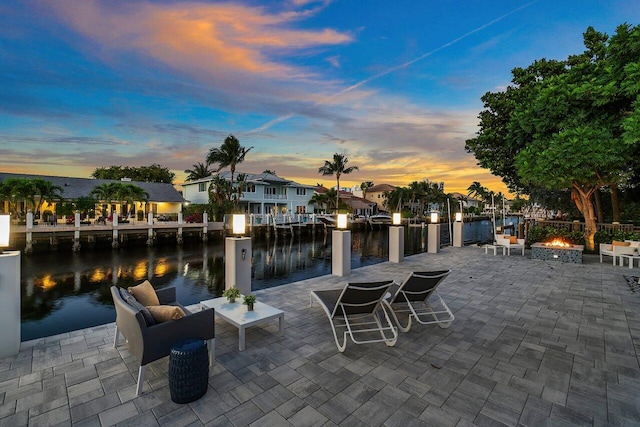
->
left=206, top=135, right=253, bottom=196
left=91, top=164, right=175, bottom=183
left=75, top=196, right=97, bottom=217
left=466, top=24, right=640, bottom=250
left=318, top=153, right=359, bottom=212
left=184, top=162, right=212, bottom=182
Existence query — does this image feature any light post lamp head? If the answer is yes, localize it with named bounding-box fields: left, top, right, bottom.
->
left=455, top=212, right=463, bottom=222
left=232, top=214, right=246, bottom=236
left=0, top=215, right=9, bottom=253
left=392, top=213, right=401, bottom=225
left=337, top=213, right=348, bottom=229
left=430, top=212, right=439, bottom=223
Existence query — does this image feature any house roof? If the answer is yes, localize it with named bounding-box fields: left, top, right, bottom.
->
left=183, top=171, right=314, bottom=188
left=0, top=172, right=185, bottom=203
left=367, top=183, right=396, bottom=193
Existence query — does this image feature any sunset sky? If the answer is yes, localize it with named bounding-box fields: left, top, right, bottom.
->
left=1, top=1, right=637, bottom=195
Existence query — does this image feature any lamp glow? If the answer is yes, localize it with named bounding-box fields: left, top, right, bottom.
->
left=232, top=214, right=246, bottom=235
left=430, top=212, right=439, bottom=223
left=455, top=212, right=462, bottom=222
left=0, top=215, right=9, bottom=248
left=337, top=214, right=347, bottom=229
left=392, top=213, right=401, bottom=225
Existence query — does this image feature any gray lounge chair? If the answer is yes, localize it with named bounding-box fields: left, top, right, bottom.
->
left=111, top=286, right=215, bottom=395
left=387, top=270, right=454, bottom=332
left=310, top=280, right=398, bottom=352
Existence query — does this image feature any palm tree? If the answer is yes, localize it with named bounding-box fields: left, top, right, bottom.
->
left=91, top=183, right=148, bottom=216
left=184, top=162, right=212, bottom=182
left=318, top=153, right=359, bottom=212
left=360, top=181, right=374, bottom=198
left=310, top=192, right=329, bottom=213
left=116, top=184, right=149, bottom=216
left=234, top=173, right=248, bottom=207
left=1, top=178, right=36, bottom=214
left=206, top=134, right=253, bottom=197
left=90, top=183, right=119, bottom=203
left=467, top=181, right=488, bottom=201
left=31, top=178, right=64, bottom=214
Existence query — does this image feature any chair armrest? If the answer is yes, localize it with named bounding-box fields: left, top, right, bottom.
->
left=140, top=307, right=215, bottom=365
left=599, top=243, right=612, bottom=251
left=516, top=239, right=525, bottom=245
left=156, top=287, right=177, bottom=304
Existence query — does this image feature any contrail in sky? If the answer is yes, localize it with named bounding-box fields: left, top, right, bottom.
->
left=248, top=0, right=538, bottom=134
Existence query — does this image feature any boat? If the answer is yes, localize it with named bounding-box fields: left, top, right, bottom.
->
left=367, top=214, right=392, bottom=226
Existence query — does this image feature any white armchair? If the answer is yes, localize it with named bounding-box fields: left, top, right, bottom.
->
left=600, top=241, right=638, bottom=265
left=495, top=234, right=525, bottom=256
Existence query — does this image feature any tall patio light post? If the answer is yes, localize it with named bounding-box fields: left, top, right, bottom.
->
left=225, top=214, right=252, bottom=296
left=389, top=212, right=404, bottom=263
left=0, top=215, right=21, bottom=357
left=453, top=211, right=464, bottom=247
left=332, top=214, right=351, bottom=276
left=427, top=211, right=441, bottom=254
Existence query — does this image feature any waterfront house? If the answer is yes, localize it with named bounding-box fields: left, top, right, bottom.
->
left=449, top=192, right=483, bottom=212
left=364, top=183, right=396, bottom=212
left=0, top=172, right=185, bottom=220
left=313, top=186, right=377, bottom=216
left=181, top=171, right=315, bottom=215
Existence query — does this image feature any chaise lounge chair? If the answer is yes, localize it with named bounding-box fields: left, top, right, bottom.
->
left=387, top=270, right=454, bottom=332
left=310, top=280, right=398, bottom=352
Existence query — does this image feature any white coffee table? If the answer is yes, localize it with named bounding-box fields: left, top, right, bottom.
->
left=619, top=254, right=640, bottom=269
left=200, top=297, right=284, bottom=351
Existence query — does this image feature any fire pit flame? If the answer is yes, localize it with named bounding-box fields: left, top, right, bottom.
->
left=544, top=238, right=572, bottom=248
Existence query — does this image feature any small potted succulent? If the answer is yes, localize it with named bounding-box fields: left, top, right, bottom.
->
left=243, top=294, right=257, bottom=311
left=222, top=288, right=241, bottom=303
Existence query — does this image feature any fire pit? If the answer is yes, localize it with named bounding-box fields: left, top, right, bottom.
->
left=531, top=239, right=584, bottom=264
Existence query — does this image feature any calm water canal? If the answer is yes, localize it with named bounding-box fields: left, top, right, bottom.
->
left=20, top=220, right=496, bottom=340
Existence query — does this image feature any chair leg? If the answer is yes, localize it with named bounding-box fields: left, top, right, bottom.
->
left=113, top=325, right=119, bottom=348
left=208, top=338, right=215, bottom=366
left=136, top=365, right=146, bottom=395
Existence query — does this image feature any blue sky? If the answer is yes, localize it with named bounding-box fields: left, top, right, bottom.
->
left=1, top=0, right=637, bottom=194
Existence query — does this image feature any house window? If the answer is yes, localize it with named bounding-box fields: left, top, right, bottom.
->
left=296, top=206, right=306, bottom=213
left=198, top=183, right=206, bottom=192
left=377, top=194, right=380, bottom=198
left=296, top=188, right=306, bottom=196
left=265, top=187, right=276, bottom=195
left=245, top=184, right=256, bottom=193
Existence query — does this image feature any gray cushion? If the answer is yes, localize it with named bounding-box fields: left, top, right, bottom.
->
left=119, top=288, right=156, bottom=326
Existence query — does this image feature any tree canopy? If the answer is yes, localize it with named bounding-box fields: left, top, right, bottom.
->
left=465, top=24, right=640, bottom=250
left=91, top=164, right=175, bottom=183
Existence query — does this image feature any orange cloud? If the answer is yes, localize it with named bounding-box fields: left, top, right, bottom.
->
left=50, top=0, right=351, bottom=82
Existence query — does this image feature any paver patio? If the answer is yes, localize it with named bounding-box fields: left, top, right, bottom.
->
left=1, top=246, right=639, bottom=426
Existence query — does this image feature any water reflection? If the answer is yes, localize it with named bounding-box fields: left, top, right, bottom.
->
left=20, top=223, right=495, bottom=340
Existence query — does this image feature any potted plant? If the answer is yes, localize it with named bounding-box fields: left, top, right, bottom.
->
left=222, top=288, right=240, bottom=303
left=243, top=294, right=257, bottom=311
